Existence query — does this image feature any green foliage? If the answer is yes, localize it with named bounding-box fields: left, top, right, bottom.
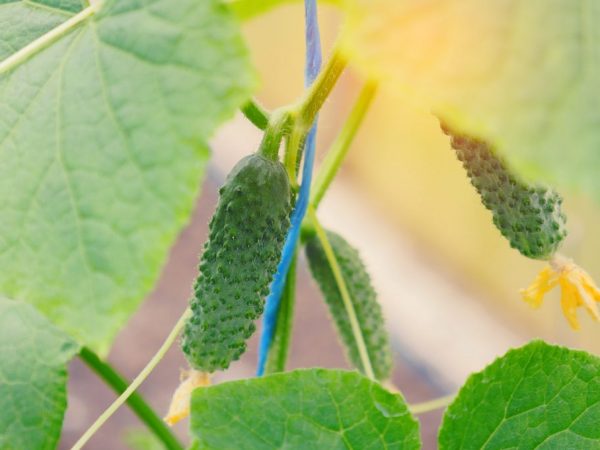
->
left=4, top=1, right=600, bottom=448
left=445, top=126, right=566, bottom=260
left=182, top=154, right=291, bottom=372
left=340, top=0, right=600, bottom=200
left=190, top=369, right=420, bottom=450
left=305, top=230, right=392, bottom=380
left=0, top=0, right=255, bottom=353
left=439, top=340, right=600, bottom=449
left=0, top=297, right=79, bottom=450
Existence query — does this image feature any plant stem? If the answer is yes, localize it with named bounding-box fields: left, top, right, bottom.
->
left=241, top=99, right=270, bottom=130
left=258, top=109, right=289, bottom=161
left=311, top=82, right=377, bottom=208
left=0, top=2, right=101, bottom=75
left=279, top=48, right=347, bottom=182
left=71, top=308, right=192, bottom=450
left=409, top=394, right=455, bottom=415
left=78, top=348, right=184, bottom=450
left=307, top=205, right=375, bottom=380
left=265, top=251, right=298, bottom=374
left=295, top=49, right=347, bottom=130
left=284, top=122, right=304, bottom=186
left=280, top=48, right=348, bottom=188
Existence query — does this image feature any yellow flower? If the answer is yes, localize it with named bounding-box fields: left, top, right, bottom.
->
left=164, top=369, right=211, bottom=426
left=521, top=254, right=600, bottom=330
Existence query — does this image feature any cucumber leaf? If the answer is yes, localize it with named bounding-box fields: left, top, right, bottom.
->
left=0, top=0, right=255, bottom=354
left=191, top=369, right=420, bottom=450
left=341, top=0, right=600, bottom=198
left=0, top=297, right=79, bottom=450
left=439, top=340, right=600, bottom=449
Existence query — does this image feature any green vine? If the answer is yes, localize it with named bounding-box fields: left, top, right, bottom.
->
left=258, top=109, right=291, bottom=161
left=293, top=49, right=348, bottom=130
left=311, top=82, right=377, bottom=208
left=72, top=308, right=191, bottom=450
left=78, top=348, right=184, bottom=450
left=241, top=99, right=270, bottom=130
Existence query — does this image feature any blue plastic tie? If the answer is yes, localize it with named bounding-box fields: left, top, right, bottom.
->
left=256, top=0, right=322, bottom=376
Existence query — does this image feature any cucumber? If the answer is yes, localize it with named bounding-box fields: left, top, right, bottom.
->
left=305, top=230, right=392, bottom=381
left=182, top=153, right=291, bottom=372
left=443, top=125, right=567, bottom=260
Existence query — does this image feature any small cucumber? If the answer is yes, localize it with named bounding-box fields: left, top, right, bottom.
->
left=182, top=153, right=291, bottom=372
left=444, top=125, right=567, bottom=260
left=305, top=230, right=392, bottom=381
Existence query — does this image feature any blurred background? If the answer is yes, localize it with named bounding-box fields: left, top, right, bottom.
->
left=59, top=4, right=600, bottom=449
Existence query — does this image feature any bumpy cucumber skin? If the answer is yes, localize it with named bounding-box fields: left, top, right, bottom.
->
left=305, top=231, right=392, bottom=381
left=182, top=154, right=291, bottom=372
left=444, top=126, right=566, bottom=260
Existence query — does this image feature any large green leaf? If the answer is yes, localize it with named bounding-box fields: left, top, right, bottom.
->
left=340, top=0, right=600, bottom=197
left=0, top=0, right=255, bottom=353
left=0, top=297, right=79, bottom=450
left=190, top=369, right=420, bottom=450
left=439, top=340, right=600, bottom=449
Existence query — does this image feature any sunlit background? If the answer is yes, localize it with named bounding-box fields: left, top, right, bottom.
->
left=60, top=4, right=600, bottom=449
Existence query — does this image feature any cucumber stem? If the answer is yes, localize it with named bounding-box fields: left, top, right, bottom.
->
left=241, top=99, right=270, bottom=130
left=261, top=48, right=347, bottom=171
left=284, top=123, right=303, bottom=187
left=78, top=348, right=184, bottom=450
left=311, top=82, right=377, bottom=208
left=307, top=205, right=376, bottom=380
left=71, top=308, right=192, bottom=450
left=295, top=49, right=347, bottom=131
left=258, top=109, right=290, bottom=161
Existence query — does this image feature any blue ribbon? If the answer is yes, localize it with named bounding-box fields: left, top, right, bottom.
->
left=256, top=0, right=322, bottom=376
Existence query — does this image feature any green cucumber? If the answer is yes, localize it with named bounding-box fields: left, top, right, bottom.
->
left=443, top=125, right=567, bottom=260
left=305, top=230, right=392, bottom=381
left=182, top=153, right=291, bottom=372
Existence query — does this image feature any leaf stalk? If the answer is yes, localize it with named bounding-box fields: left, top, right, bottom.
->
left=310, top=82, right=377, bottom=208
left=71, top=308, right=191, bottom=450
left=78, top=348, right=184, bottom=450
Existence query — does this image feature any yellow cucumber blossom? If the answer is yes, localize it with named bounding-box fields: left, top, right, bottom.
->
left=164, top=369, right=211, bottom=426
left=521, top=254, right=600, bottom=330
